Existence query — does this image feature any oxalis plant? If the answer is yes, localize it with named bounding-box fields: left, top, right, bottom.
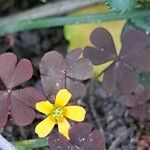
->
left=0, top=27, right=150, bottom=150
left=0, top=0, right=150, bottom=150
left=83, top=27, right=150, bottom=120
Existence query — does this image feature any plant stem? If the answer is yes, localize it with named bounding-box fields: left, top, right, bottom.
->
left=12, top=138, right=48, bottom=150
left=0, top=135, right=17, bottom=150
left=0, top=0, right=103, bottom=27
left=0, top=10, right=150, bottom=35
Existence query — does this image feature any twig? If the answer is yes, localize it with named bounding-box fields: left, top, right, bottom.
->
left=0, top=0, right=103, bottom=27
left=109, top=138, right=121, bottom=150
left=0, top=135, right=17, bottom=150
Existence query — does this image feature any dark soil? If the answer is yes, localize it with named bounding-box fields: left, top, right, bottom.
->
left=84, top=82, right=140, bottom=150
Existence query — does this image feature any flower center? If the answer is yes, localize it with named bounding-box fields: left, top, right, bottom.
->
left=52, top=107, right=63, bottom=118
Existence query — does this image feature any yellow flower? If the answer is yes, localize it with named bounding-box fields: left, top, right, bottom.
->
left=35, top=89, right=86, bottom=139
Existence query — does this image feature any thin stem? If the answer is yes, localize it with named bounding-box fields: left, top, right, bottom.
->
left=0, top=0, right=103, bottom=27
left=97, top=61, right=115, bottom=78
left=0, top=10, right=150, bottom=36
left=12, top=138, right=48, bottom=150
left=0, top=135, right=17, bottom=150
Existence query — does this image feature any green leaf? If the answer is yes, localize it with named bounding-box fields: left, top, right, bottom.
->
left=105, top=0, right=136, bottom=13
left=0, top=9, right=150, bottom=36
left=136, top=0, right=150, bottom=10
left=137, top=72, right=150, bottom=85
left=131, top=17, right=150, bottom=33
left=13, top=138, right=48, bottom=150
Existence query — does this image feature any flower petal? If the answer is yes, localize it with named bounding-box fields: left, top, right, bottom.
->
left=36, top=101, right=54, bottom=115
left=35, top=116, right=55, bottom=138
left=55, top=89, right=72, bottom=107
left=64, top=106, right=86, bottom=122
left=58, top=117, right=71, bottom=139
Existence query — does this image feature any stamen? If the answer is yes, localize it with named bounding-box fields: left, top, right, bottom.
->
left=52, top=107, right=63, bottom=118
